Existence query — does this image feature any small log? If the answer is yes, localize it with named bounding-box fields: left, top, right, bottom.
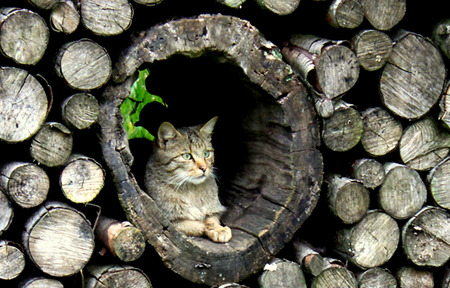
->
left=432, top=18, right=450, bottom=60
left=85, top=265, right=152, bottom=288
left=94, top=215, right=146, bottom=262
left=0, top=7, right=49, bottom=65
left=397, top=266, right=434, bottom=288
left=0, top=240, right=25, bottom=280
left=50, top=0, right=80, bottom=34
left=62, top=92, right=100, bottom=130
left=259, top=258, right=307, bottom=288
left=217, top=0, right=247, bottom=9
left=427, top=157, right=450, bottom=209
left=292, top=238, right=325, bottom=276
left=132, top=0, right=164, bottom=6
left=80, top=0, right=133, bottom=36
left=311, top=266, right=357, bottom=288
left=380, top=31, right=446, bottom=119
left=351, top=30, right=393, bottom=71
left=378, top=162, right=427, bottom=220
left=357, top=267, right=397, bottom=288
left=361, top=107, right=402, bottom=157
left=327, top=0, right=364, bottom=29
left=327, top=174, right=370, bottom=224
left=439, top=81, right=450, bottom=130
left=55, top=39, right=112, bottom=90
left=399, top=118, right=450, bottom=171
left=351, top=158, right=385, bottom=189
left=23, top=201, right=95, bottom=277
left=322, top=102, right=363, bottom=152
left=0, top=67, right=49, bottom=143
left=28, top=0, right=60, bottom=9
left=19, top=277, right=64, bottom=288
left=30, top=122, right=73, bottom=167
left=255, top=0, right=300, bottom=15
left=0, top=161, right=50, bottom=208
left=334, top=210, right=399, bottom=269
left=401, top=206, right=450, bottom=267
left=359, top=0, right=406, bottom=31
left=0, top=188, right=13, bottom=236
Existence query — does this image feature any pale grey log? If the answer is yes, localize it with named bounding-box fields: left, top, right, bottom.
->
left=293, top=238, right=325, bottom=276
left=62, top=93, right=99, bottom=130
left=357, top=267, right=397, bottom=288
left=255, top=0, right=300, bottom=15
left=216, top=0, right=247, bottom=8
left=85, top=265, right=152, bottom=288
left=427, top=157, right=450, bottom=209
left=0, top=240, right=25, bottom=280
left=359, top=0, right=406, bottom=31
left=351, top=30, right=392, bottom=71
left=439, top=81, right=450, bottom=130
left=397, top=266, right=434, bottom=288
left=402, top=206, right=450, bottom=267
left=432, top=18, right=450, bottom=60
left=0, top=67, right=49, bottom=143
left=0, top=189, right=13, bottom=236
left=379, top=162, right=427, bottom=220
left=259, top=258, right=307, bottom=288
left=327, top=0, right=364, bottom=29
left=20, top=277, right=64, bottom=288
left=311, top=266, right=357, bottom=288
left=351, top=158, right=385, bottom=189
left=50, top=0, right=80, bottom=34
left=0, top=8, right=49, bottom=65
left=28, top=0, right=60, bottom=9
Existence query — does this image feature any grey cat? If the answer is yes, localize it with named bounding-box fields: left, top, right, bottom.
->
left=144, top=117, right=232, bottom=243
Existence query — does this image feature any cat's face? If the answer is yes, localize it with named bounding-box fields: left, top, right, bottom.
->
left=154, top=117, right=218, bottom=187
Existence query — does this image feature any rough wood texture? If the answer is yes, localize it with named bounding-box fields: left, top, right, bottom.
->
left=357, top=267, right=397, bottom=288
left=311, top=266, right=357, bottom=288
left=0, top=67, right=49, bottom=143
left=255, top=0, right=300, bottom=15
left=85, top=265, right=152, bottom=288
left=19, top=277, right=64, bottom=288
left=62, top=92, right=100, bottom=130
left=397, top=266, right=434, bottom=288
left=258, top=259, right=307, bottom=288
left=50, top=0, right=80, bottom=34
left=351, top=29, right=392, bottom=71
left=0, top=8, right=49, bottom=65
left=327, top=0, right=364, bottom=29
left=427, top=157, right=450, bottom=209
left=0, top=188, right=13, bottom=235
left=351, top=158, right=385, bottom=189
left=98, top=14, right=322, bottom=286
left=432, top=18, right=450, bottom=60
left=439, top=81, right=450, bottom=130
left=0, top=240, right=25, bottom=280
left=360, top=0, right=406, bottom=31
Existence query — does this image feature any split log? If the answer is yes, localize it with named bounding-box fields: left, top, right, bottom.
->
left=28, top=0, right=60, bottom=9
left=351, top=158, right=385, bottom=189
left=55, top=39, right=112, bottom=90
left=30, top=122, right=73, bottom=167
left=0, top=162, right=50, bottom=208
left=378, top=162, right=427, bottom=220
left=217, top=0, right=247, bottom=9
left=99, top=14, right=322, bottom=285
left=0, top=188, right=13, bottom=235
left=94, top=215, right=146, bottom=262
left=360, top=107, right=402, bottom=157
left=351, top=30, right=393, bottom=71
left=293, top=238, right=325, bottom=276
left=380, top=31, right=446, bottom=119
left=432, top=18, right=450, bottom=60
left=50, top=0, right=80, bottom=34
left=258, top=259, right=307, bottom=288
left=80, top=0, right=133, bottom=36
left=19, top=277, right=64, bottom=288
left=60, top=154, right=105, bottom=203
left=0, top=240, right=25, bottom=280
left=359, top=0, right=406, bottom=31
left=357, top=267, right=397, bottom=288
left=0, top=67, right=49, bottom=143
left=85, top=265, right=152, bottom=288
left=327, top=0, right=364, bottom=29
left=0, top=8, right=49, bottom=65
left=311, top=266, right=357, bottom=288
left=327, top=174, right=370, bottom=224
left=401, top=206, right=450, bottom=267
left=439, top=81, right=450, bottom=130
left=62, top=92, right=100, bottom=130
left=399, top=118, right=450, bottom=171
left=334, top=210, right=399, bottom=269
left=427, top=157, right=450, bottom=209
left=255, top=0, right=300, bottom=15
left=397, top=266, right=434, bottom=288
left=23, top=201, right=95, bottom=277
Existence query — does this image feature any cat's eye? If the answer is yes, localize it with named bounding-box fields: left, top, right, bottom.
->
left=203, top=151, right=211, bottom=158
left=182, top=153, right=192, bottom=160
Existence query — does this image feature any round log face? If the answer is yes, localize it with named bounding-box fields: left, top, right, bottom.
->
left=98, top=15, right=322, bottom=285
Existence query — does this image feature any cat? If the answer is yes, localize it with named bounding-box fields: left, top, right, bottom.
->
left=144, top=116, right=232, bottom=243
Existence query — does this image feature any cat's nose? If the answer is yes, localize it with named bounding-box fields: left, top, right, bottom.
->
left=198, top=164, right=207, bottom=172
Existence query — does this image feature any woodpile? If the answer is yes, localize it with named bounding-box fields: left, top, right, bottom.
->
left=0, top=0, right=450, bottom=287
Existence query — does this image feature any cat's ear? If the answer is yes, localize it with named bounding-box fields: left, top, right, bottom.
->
left=199, top=116, right=218, bottom=136
left=157, top=122, right=180, bottom=147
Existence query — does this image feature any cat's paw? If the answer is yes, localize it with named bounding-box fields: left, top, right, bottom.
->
left=206, top=225, right=232, bottom=243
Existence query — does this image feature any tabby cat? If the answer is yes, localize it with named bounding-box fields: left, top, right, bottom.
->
left=144, top=117, right=232, bottom=243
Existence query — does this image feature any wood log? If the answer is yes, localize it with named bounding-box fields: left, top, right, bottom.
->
left=401, top=206, right=450, bottom=267
left=23, top=202, right=95, bottom=277
left=292, top=238, right=325, bottom=276
left=258, top=258, right=307, bottom=288
left=99, top=14, right=322, bottom=285
left=334, top=210, right=399, bottom=269
left=28, top=0, right=60, bottom=9
left=359, top=0, right=406, bottom=31
left=351, top=30, right=393, bottom=71
left=50, top=0, right=80, bottom=34
left=60, top=154, right=105, bottom=203
left=55, top=39, right=112, bottom=90
left=327, top=174, right=370, bottom=224
left=357, top=267, right=398, bottom=288
left=0, top=161, right=50, bottom=208
left=94, top=215, right=146, bottom=262
left=85, top=265, right=152, bottom=288
left=396, top=266, right=434, bottom=288
left=0, top=8, right=49, bottom=65
left=0, top=188, right=13, bottom=236
left=255, top=0, right=300, bottom=15
left=432, top=18, right=450, bottom=60
left=217, top=284, right=249, bottom=288
left=399, top=118, right=450, bottom=171
left=361, top=107, right=402, bottom=157
left=378, top=162, right=427, bottom=220
left=0, top=240, right=25, bottom=280
left=19, top=277, right=64, bottom=288
left=380, top=31, right=446, bottom=119
left=216, top=0, right=247, bottom=9
left=351, top=158, right=385, bottom=189
left=327, top=0, right=364, bottom=29
left=80, top=0, right=133, bottom=36
left=62, top=92, right=100, bottom=130
left=311, top=266, right=357, bottom=288
left=0, top=67, right=49, bottom=143
left=427, top=157, right=450, bottom=210
left=439, top=81, right=450, bottom=130
left=30, top=122, right=73, bottom=167
left=131, top=0, right=164, bottom=6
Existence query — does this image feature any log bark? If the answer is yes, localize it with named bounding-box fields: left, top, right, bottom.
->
left=378, top=162, right=427, bottom=220
left=0, top=8, right=49, bottom=65
left=85, top=265, right=152, bottom=288
left=380, top=31, right=446, bottom=119
left=0, top=240, right=25, bottom=280
left=357, top=267, right=398, bottom=288
left=396, top=266, right=434, bottom=288
left=293, top=238, right=325, bottom=276
left=351, top=158, right=385, bottom=189
left=19, top=277, right=64, bottom=288
left=55, top=39, right=112, bottom=90
left=0, top=161, right=50, bottom=208
left=50, top=0, right=80, bottom=34
left=401, top=206, right=450, bottom=267
left=0, top=67, right=49, bottom=143
left=62, top=92, right=100, bottom=130
left=80, top=0, right=133, bottom=36
left=30, top=122, right=73, bottom=167
left=258, top=259, right=307, bottom=288
left=351, top=30, right=392, bottom=71
left=327, top=0, right=364, bottom=29
left=255, top=0, right=300, bottom=15
left=359, top=0, right=406, bottom=31
left=427, top=157, right=450, bottom=210
left=311, top=266, right=357, bottom=288
left=22, top=201, right=95, bottom=277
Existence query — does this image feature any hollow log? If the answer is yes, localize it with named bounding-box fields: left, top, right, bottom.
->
left=62, top=92, right=100, bottom=130
left=19, top=277, right=64, bottom=288
left=0, top=240, right=25, bottom=280
left=258, top=258, right=307, bottom=288
left=357, top=267, right=397, bottom=288
left=85, top=265, right=152, bottom=288
left=327, top=0, right=364, bottom=29
left=351, top=29, right=392, bottom=71
left=98, top=14, right=322, bottom=285
left=396, top=266, right=434, bottom=288
left=50, top=0, right=80, bottom=34
left=427, top=157, right=450, bottom=210
left=0, top=188, right=13, bottom=236
left=359, top=0, right=406, bottom=31
left=351, top=158, right=385, bottom=189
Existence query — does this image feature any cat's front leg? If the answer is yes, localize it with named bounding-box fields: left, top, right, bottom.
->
left=173, top=219, right=205, bottom=237
left=204, top=216, right=232, bottom=243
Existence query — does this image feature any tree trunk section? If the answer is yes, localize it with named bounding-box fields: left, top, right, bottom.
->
left=427, top=157, right=450, bottom=209
left=351, top=29, right=392, bottom=71
left=258, top=259, right=307, bottom=288
left=327, top=0, right=364, bottom=29
left=397, top=266, right=434, bottom=288
left=0, top=240, right=25, bottom=280
left=359, top=0, right=406, bottom=31
left=19, top=277, right=64, bottom=288
left=351, top=158, right=385, bottom=189
left=0, top=188, right=13, bottom=236
left=50, top=0, right=80, bottom=34
left=62, top=92, right=100, bottom=130
left=357, top=268, right=398, bottom=288
left=85, top=265, right=152, bottom=288
left=255, top=0, right=300, bottom=15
